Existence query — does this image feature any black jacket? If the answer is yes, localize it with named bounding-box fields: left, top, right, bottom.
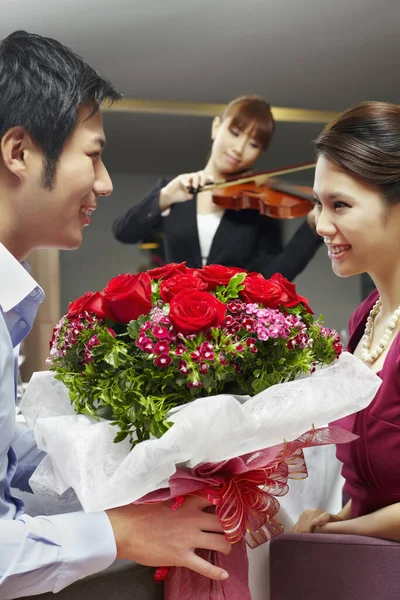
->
left=112, top=178, right=322, bottom=281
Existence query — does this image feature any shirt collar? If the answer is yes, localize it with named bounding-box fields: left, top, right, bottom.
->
left=0, top=243, right=42, bottom=312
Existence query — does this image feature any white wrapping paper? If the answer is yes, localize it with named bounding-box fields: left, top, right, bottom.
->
left=20, top=352, right=380, bottom=513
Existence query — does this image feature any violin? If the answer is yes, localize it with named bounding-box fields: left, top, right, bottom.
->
left=200, top=162, right=315, bottom=220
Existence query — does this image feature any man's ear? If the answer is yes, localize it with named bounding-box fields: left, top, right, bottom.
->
left=0, top=127, right=36, bottom=179
left=211, top=116, right=221, bottom=141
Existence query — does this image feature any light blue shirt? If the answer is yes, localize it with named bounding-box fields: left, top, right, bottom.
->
left=0, top=244, right=116, bottom=598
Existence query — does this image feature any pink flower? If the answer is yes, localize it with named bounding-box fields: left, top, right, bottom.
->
left=245, top=303, right=259, bottom=314
left=136, top=336, right=152, bottom=350
left=224, top=315, right=236, bottom=327
left=333, top=341, right=343, bottom=355
left=256, top=326, right=269, bottom=341
left=199, top=362, right=209, bottom=374
left=190, top=350, right=201, bottom=363
left=155, top=354, right=173, bottom=368
left=153, top=325, right=170, bottom=340
left=188, top=381, right=203, bottom=388
left=199, top=342, right=213, bottom=353
left=87, top=334, right=100, bottom=349
left=178, top=360, right=190, bottom=375
left=291, top=333, right=309, bottom=349
left=142, top=340, right=155, bottom=353
left=242, top=317, right=256, bottom=332
left=227, top=322, right=241, bottom=334
left=227, top=300, right=245, bottom=313
left=219, top=354, right=227, bottom=366
left=154, top=341, right=170, bottom=355
left=246, top=337, right=256, bottom=347
left=268, top=326, right=282, bottom=339
left=175, top=344, right=185, bottom=356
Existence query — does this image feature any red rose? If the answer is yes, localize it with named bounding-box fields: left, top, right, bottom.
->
left=270, top=273, right=313, bottom=313
left=160, top=274, right=208, bottom=303
left=240, top=275, right=285, bottom=308
left=199, top=264, right=247, bottom=289
left=169, top=290, right=226, bottom=336
left=147, top=262, right=187, bottom=281
left=102, top=273, right=152, bottom=323
left=185, top=268, right=202, bottom=277
left=67, top=291, right=113, bottom=319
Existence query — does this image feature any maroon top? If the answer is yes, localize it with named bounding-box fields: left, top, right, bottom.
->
left=334, top=289, right=400, bottom=518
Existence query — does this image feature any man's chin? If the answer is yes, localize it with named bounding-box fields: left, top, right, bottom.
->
left=58, top=233, right=83, bottom=251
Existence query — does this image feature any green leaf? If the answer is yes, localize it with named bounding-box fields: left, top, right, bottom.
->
left=113, top=430, right=130, bottom=443
left=128, top=321, right=140, bottom=337
left=228, top=272, right=247, bottom=289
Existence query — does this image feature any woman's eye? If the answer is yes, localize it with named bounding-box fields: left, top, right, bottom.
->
left=250, top=142, right=260, bottom=149
left=334, top=201, right=349, bottom=209
left=229, top=129, right=239, bottom=137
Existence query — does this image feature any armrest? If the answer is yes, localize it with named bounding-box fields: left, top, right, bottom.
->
left=270, top=532, right=400, bottom=600
left=18, top=561, right=163, bottom=600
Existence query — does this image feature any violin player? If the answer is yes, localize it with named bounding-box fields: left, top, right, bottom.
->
left=112, top=95, right=322, bottom=280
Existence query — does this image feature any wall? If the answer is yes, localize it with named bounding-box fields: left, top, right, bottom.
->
left=60, top=172, right=361, bottom=336
left=60, top=173, right=160, bottom=313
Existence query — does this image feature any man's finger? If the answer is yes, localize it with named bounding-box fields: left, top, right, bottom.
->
left=184, top=552, right=229, bottom=581
left=198, top=513, right=225, bottom=534
left=196, top=532, right=232, bottom=555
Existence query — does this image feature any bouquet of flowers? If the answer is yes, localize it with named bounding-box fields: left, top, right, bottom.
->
left=21, top=263, right=380, bottom=600
left=47, top=263, right=342, bottom=446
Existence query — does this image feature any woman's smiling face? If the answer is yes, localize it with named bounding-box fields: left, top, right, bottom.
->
left=313, top=156, right=400, bottom=279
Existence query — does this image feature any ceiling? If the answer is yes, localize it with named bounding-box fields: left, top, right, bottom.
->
left=1, top=0, right=399, bottom=176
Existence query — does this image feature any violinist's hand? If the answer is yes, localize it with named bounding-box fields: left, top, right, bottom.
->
left=159, top=171, right=214, bottom=211
left=291, top=508, right=343, bottom=534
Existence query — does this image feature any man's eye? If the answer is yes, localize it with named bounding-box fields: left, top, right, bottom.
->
left=313, top=198, right=322, bottom=208
left=334, top=201, right=349, bottom=209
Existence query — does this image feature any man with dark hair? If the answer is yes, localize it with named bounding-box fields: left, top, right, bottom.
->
left=0, top=31, right=230, bottom=597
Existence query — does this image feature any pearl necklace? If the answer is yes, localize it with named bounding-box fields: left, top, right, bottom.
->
left=361, top=297, right=400, bottom=364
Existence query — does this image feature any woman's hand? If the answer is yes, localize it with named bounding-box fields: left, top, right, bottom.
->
left=159, top=171, right=214, bottom=211
left=291, top=508, right=343, bottom=533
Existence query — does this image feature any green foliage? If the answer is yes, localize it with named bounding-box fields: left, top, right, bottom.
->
left=49, top=278, right=341, bottom=449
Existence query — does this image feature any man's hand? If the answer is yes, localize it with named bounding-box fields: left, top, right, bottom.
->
left=106, top=496, right=231, bottom=581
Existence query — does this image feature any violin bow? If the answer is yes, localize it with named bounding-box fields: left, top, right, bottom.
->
left=199, top=162, right=316, bottom=192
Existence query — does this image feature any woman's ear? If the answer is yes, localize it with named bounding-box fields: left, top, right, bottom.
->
left=211, top=116, right=221, bottom=140
left=0, top=127, right=35, bottom=180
